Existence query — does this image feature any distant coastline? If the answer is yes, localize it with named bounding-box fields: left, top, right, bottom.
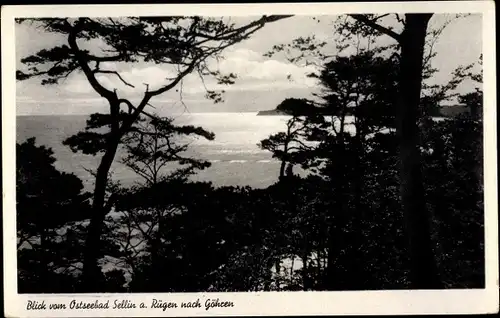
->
left=257, top=105, right=471, bottom=117
left=256, top=109, right=290, bottom=116
left=16, top=105, right=471, bottom=118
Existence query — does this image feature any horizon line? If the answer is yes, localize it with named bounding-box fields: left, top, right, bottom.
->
left=16, top=111, right=263, bottom=117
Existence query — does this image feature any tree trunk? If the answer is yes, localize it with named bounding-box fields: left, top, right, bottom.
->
left=150, top=209, right=164, bottom=291
left=279, top=160, right=287, bottom=180
left=82, top=136, right=121, bottom=292
left=397, top=14, right=442, bottom=289
left=301, top=250, right=311, bottom=290
left=324, top=152, right=350, bottom=290
left=279, top=139, right=290, bottom=181
left=345, top=136, right=368, bottom=289
left=316, top=249, right=322, bottom=279
left=39, top=224, right=49, bottom=282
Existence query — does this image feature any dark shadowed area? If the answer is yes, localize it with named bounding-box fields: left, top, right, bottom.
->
left=15, top=13, right=484, bottom=293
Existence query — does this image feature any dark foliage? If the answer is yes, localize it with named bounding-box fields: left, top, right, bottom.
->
left=17, top=138, right=91, bottom=292
left=15, top=14, right=484, bottom=292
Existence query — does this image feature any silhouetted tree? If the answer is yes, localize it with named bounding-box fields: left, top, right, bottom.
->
left=112, top=114, right=216, bottom=290
left=421, top=56, right=484, bottom=287
left=121, top=115, right=214, bottom=185
left=259, top=98, right=317, bottom=179
left=16, top=15, right=291, bottom=290
left=265, top=13, right=476, bottom=289
left=16, top=138, right=92, bottom=292
left=15, top=14, right=483, bottom=293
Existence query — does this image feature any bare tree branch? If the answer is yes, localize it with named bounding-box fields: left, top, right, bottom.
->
left=118, top=99, right=156, bottom=121
left=395, top=14, right=406, bottom=25
left=94, top=70, right=135, bottom=88
left=84, top=53, right=124, bottom=62
left=66, top=20, right=115, bottom=100
left=146, top=58, right=199, bottom=98
left=372, top=13, right=391, bottom=21
left=194, top=15, right=293, bottom=44
left=349, top=14, right=402, bottom=42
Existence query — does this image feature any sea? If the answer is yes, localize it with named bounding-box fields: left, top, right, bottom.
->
left=17, top=112, right=326, bottom=278
left=16, top=112, right=303, bottom=190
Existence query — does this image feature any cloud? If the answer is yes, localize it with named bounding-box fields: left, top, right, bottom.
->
left=220, top=48, right=318, bottom=81
left=224, top=47, right=265, bottom=62
left=62, top=48, right=319, bottom=97
left=180, top=48, right=320, bottom=94
left=64, top=64, right=179, bottom=95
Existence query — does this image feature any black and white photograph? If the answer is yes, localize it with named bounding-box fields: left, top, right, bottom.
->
left=2, top=2, right=498, bottom=317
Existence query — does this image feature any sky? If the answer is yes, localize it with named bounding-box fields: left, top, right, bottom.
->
left=15, top=14, right=482, bottom=116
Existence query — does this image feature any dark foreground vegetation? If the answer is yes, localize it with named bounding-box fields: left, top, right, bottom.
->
left=16, top=14, right=484, bottom=292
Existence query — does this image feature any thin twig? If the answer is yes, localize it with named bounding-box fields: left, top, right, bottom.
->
left=94, top=70, right=135, bottom=88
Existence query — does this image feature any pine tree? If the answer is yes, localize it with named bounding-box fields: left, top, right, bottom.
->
left=16, top=15, right=291, bottom=291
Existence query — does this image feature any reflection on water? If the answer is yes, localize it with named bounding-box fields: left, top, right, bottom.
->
left=17, top=113, right=311, bottom=189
